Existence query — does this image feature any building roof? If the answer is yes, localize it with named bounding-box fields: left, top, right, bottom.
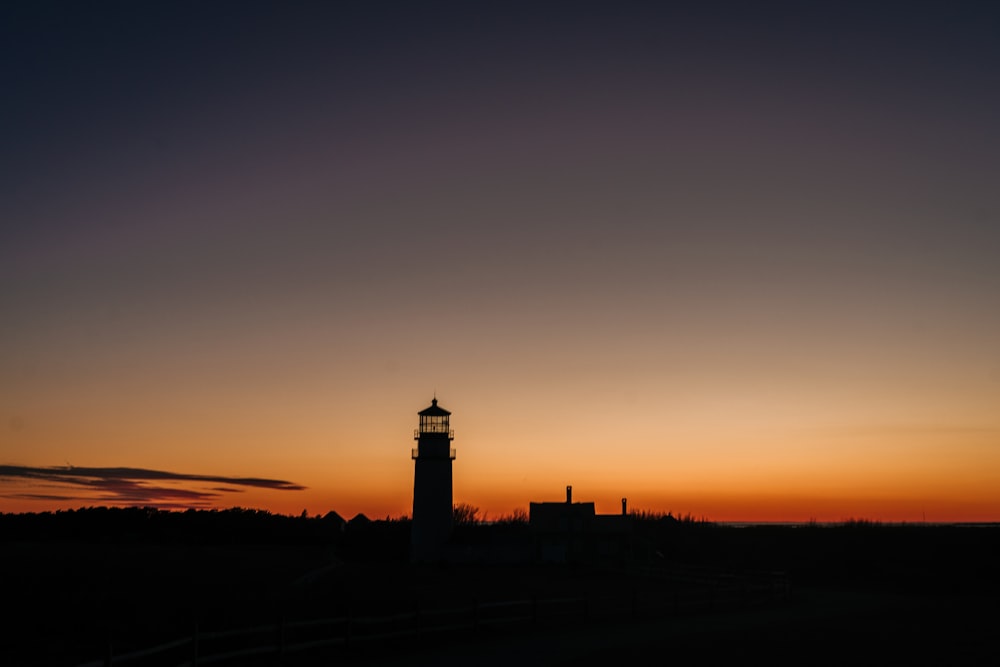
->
left=418, top=398, right=451, bottom=416
left=529, top=502, right=596, bottom=532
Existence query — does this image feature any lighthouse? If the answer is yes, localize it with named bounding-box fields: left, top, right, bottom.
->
left=410, top=397, right=455, bottom=562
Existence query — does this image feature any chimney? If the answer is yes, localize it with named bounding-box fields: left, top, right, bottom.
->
left=566, top=485, right=572, bottom=504
left=622, top=497, right=627, bottom=516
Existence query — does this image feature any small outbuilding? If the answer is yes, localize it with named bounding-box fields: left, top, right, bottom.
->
left=529, top=486, right=633, bottom=564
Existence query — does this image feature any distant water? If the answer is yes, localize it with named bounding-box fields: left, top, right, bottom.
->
left=719, top=521, right=1000, bottom=528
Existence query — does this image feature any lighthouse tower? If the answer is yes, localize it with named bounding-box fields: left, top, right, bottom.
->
left=411, top=397, right=456, bottom=562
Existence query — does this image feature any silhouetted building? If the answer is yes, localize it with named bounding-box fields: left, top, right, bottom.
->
left=410, top=398, right=455, bottom=562
left=529, top=485, right=633, bottom=564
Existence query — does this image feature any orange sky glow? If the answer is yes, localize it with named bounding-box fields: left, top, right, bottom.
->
left=2, top=3, right=999, bottom=523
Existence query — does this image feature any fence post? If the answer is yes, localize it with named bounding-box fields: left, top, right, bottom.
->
left=531, top=596, right=538, bottom=625
left=632, top=588, right=638, bottom=620
left=472, top=598, right=479, bottom=632
left=345, top=605, right=352, bottom=648
left=104, top=631, right=113, bottom=667
left=277, top=615, right=285, bottom=658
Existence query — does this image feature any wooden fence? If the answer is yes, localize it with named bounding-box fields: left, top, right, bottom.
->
left=74, top=570, right=790, bottom=667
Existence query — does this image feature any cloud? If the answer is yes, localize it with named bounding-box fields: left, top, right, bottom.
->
left=0, top=465, right=305, bottom=508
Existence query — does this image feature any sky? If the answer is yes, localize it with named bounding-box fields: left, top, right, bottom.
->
left=2, top=1, right=999, bottom=522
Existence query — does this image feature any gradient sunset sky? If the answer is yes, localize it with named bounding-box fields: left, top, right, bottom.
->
left=3, top=2, right=999, bottom=522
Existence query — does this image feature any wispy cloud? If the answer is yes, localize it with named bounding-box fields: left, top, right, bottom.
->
left=0, top=465, right=305, bottom=509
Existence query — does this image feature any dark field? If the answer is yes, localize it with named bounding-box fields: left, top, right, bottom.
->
left=2, top=510, right=998, bottom=666
left=355, top=587, right=997, bottom=667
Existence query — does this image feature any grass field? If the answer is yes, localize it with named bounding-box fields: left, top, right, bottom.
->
left=344, top=586, right=996, bottom=666
left=3, top=517, right=998, bottom=666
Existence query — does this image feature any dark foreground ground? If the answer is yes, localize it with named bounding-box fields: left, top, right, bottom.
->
left=338, top=589, right=1000, bottom=667
left=344, top=586, right=996, bottom=667
left=2, top=512, right=998, bottom=666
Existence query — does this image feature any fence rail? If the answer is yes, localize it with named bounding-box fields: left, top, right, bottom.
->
left=76, top=570, right=790, bottom=667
